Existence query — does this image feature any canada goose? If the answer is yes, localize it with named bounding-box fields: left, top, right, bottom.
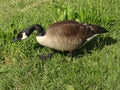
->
left=12, top=20, right=108, bottom=58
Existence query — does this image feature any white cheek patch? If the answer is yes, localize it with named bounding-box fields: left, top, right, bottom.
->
left=22, top=32, right=28, bottom=40
left=87, top=34, right=98, bottom=41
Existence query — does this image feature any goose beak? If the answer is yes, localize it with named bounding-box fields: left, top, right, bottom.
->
left=104, top=29, right=109, bottom=33
left=11, top=37, right=21, bottom=43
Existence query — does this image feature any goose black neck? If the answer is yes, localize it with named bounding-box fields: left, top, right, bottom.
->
left=28, top=24, right=45, bottom=36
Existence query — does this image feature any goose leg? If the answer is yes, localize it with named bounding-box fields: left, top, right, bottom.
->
left=38, top=51, right=55, bottom=60
left=62, top=51, right=74, bottom=61
left=69, top=51, right=74, bottom=61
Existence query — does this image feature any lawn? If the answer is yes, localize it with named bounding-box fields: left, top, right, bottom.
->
left=0, top=0, right=120, bottom=90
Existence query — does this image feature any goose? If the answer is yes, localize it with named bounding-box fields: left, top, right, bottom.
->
left=12, top=20, right=108, bottom=59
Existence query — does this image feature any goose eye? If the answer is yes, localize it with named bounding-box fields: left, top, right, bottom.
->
left=17, top=33, right=23, bottom=39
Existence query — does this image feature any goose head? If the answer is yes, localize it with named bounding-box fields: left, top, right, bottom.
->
left=12, top=24, right=44, bottom=42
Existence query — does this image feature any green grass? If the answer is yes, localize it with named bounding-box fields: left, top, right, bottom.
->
left=0, top=0, right=120, bottom=89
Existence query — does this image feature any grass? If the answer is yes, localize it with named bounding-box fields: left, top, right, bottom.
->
left=0, top=0, right=120, bottom=89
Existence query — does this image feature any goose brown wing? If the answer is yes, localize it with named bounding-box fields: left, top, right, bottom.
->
left=46, top=20, right=91, bottom=39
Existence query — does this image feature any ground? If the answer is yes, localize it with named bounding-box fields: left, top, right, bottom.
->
left=0, top=0, right=120, bottom=90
